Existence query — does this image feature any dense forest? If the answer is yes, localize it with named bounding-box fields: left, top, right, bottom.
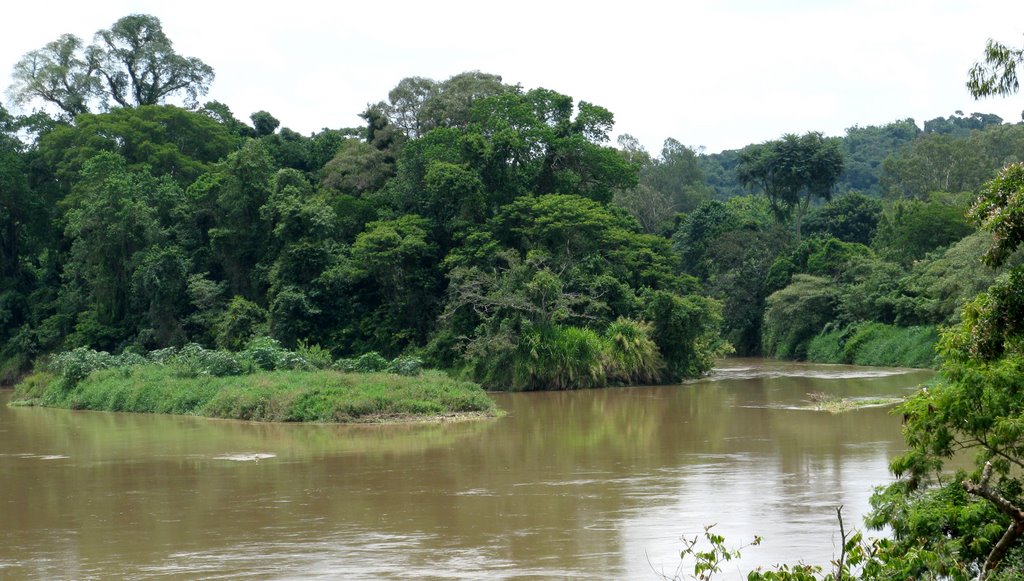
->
left=6, top=12, right=1024, bottom=579
left=2, top=16, right=1021, bottom=388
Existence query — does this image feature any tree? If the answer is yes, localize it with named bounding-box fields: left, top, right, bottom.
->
left=250, top=111, right=280, bottom=137
left=62, top=152, right=171, bottom=348
left=802, top=192, right=883, bottom=246
left=642, top=138, right=712, bottom=214
left=761, top=274, right=838, bottom=359
left=91, top=14, right=214, bottom=109
left=36, top=105, right=237, bottom=189
left=736, top=132, right=844, bottom=239
left=871, top=195, right=974, bottom=266
left=378, top=71, right=514, bottom=138
left=7, top=34, right=99, bottom=119
left=871, top=163, right=1024, bottom=576
left=8, top=14, right=214, bottom=116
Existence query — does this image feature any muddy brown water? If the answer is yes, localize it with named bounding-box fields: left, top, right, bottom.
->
left=0, top=359, right=933, bottom=579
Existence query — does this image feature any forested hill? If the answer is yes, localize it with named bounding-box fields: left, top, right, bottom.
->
left=629, top=110, right=1018, bottom=211
left=3, top=13, right=1024, bottom=390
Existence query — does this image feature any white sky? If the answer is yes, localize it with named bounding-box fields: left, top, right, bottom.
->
left=3, top=0, right=1024, bottom=154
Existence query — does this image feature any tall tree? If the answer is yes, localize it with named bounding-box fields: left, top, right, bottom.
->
left=91, top=14, right=214, bottom=109
left=8, top=14, right=214, bottom=116
left=7, top=34, right=99, bottom=119
left=736, top=132, right=844, bottom=239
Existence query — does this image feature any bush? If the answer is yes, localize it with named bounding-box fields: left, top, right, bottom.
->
left=387, top=355, right=424, bottom=376
left=171, top=343, right=243, bottom=377
left=48, top=347, right=117, bottom=389
left=762, top=275, right=838, bottom=360
left=352, top=352, right=388, bottom=373
left=510, top=324, right=606, bottom=391
left=240, top=336, right=312, bottom=371
left=806, top=328, right=845, bottom=363
left=295, top=340, right=333, bottom=370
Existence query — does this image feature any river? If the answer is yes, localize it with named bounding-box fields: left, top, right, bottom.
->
left=0, top=358, right=932, bottom=579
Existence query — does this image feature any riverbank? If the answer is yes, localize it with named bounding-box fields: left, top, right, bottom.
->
left=11, top=366, right=499, bottom=423
left=805, top=323, right=939, bottom=368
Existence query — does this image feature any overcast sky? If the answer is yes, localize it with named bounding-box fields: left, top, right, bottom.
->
left=3, top=1, right=1024, bottom=154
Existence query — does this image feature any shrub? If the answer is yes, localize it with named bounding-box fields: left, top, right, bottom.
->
left=240, top=336, right=305, bottom=371
left=353, top=352, right=388, bottom=373
left=510, top=324, right=606, bottom=391
left=48, top=347, right=117, bottom=389
left=171, top=343, right=243, bottom=377
left=387, top=355, right=424, bottom=376
left=295, top=340, right=333, bottom=370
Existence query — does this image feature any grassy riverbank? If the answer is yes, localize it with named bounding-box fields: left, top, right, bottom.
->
left=12, top=366, right=497, bottom=422
left=9, top=341, right=498, bottom=423
left=805, top=323, right=938, bottom=368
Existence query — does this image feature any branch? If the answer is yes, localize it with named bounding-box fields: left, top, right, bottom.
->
left=963, top=462, right=1024, bottom=579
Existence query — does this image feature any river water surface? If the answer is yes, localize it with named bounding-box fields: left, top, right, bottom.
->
left=0, top=358, right=933, bottom=579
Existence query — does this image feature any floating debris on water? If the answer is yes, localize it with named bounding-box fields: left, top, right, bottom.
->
left=213, top=453, right=276, bottom=462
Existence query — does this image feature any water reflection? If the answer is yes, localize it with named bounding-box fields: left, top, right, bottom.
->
left=0, top=359, right=933, bottom=579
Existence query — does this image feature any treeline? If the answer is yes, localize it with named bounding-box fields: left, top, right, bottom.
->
left=0, top=16, right=731, bottom=390
left=5, top=14, right=1024, bottom=391
left=612, top=109, right=1024, bottom=368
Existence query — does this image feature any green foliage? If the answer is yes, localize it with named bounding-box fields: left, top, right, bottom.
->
left=881, top=124, right=1024, bottom=200
left=644, top=290, right=730, bottom=381
left=603, top=318, right=664, bottom=385
left=14, top=363, right=494, bottom=422
left=294, top=340, right=333, bottom=370
left=802, top=192, right=883, bottom=246
left=378, top=71, right=514, bottom=139
left=866, top=161, right=1024, bottom=576
left=971, top=162, right=1024, bottom=267
left=214, top=296, right=268, bottom=351
left=968, top=37, right=1024, bottom=99
left=762, top=275, right=837, bottom=360
left=240, top=336, right=311, bottom=371
left=38, top=105, right=236, bottom=188
left=805, top=323, right=938, bottom=368
left=616, top=137, right=712, bottom=231
left=894, top=231, right=1019, bottom=326
left=9, top=15, right=213, bottom=117
left=386, top=355, right=424, bottom=376
left=872, top=195, right=974, bottom=266
left=736, top=132, right=844, bottom=238
left=838, top=119, right=921, bottom=196
left=169, top=343, right=243, bottom=377
left=509, top=323, right=606, bottom=391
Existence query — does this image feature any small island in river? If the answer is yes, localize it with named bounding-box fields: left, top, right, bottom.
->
left=10, top=341, right=498, bottom=423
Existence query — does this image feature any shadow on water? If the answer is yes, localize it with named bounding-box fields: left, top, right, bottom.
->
left=0, top=359, right=933, bottom=579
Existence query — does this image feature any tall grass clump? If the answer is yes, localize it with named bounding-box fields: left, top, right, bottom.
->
left=471, top=319, right=668, bottom=391
left=511, top=324, right=606, bottom=390
left=603, top=318, right=664, bottom=385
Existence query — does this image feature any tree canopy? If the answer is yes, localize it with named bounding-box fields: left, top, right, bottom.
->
left=736, top=132, right=844, bottom=239
left=8, top=14, right=213, bottom=118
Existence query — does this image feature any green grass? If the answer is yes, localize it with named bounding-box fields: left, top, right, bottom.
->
left=805, top=323, right=938, bottom=368
left=11, top=365, right=498, bottom=423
